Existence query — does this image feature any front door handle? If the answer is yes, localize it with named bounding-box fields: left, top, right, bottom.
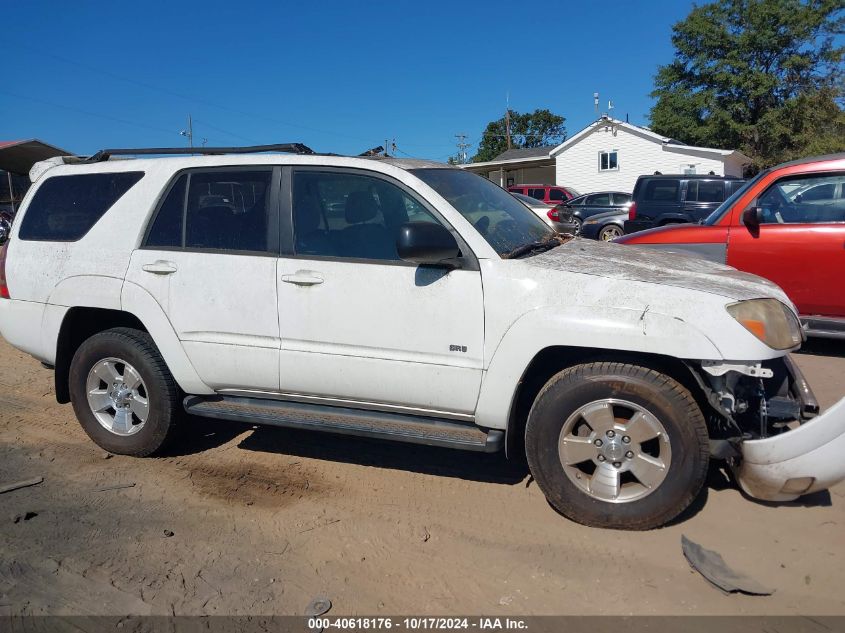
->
left=142, top=261, right=177, bottom=275
left=281, top=270, right=324, bottom=286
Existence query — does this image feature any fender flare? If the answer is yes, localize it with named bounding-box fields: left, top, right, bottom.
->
left=474, top=304, right=723, bottom=430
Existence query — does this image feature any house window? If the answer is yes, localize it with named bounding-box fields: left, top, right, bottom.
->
left=599, top=151, right=618, bottom=171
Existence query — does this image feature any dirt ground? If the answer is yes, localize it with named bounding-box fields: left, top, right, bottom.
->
left=1, top=336, right=844, bottom=617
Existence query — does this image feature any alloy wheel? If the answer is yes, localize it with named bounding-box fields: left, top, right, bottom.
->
left=558, top=399, right=671, bottom=503
left=86, top=357, right=150, bottom=436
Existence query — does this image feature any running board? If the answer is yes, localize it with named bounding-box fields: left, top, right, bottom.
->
left=184, top=395, right=503, bottom=453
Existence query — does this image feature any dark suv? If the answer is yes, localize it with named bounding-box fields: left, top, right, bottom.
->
left=624, top=174, right=745, bottom=233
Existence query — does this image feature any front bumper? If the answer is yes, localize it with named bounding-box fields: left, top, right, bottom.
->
left=738, top=395, right=845, bottom=501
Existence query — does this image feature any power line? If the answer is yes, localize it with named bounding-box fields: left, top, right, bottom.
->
left=0, top=90, right=243, bottom=150
left=0, top=40, right=381, bottom=144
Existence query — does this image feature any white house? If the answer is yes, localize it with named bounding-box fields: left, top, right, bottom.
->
left=461, top=116, right=750, bottom=194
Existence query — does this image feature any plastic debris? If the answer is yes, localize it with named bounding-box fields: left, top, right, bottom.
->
left=682, top=535, right=774, bottom=595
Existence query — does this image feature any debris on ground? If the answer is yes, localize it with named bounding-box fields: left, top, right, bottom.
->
left=163, top=530, right=174, bottom=538
left=305, top=595, right=332, bottom=616
left=102, top=452, right=113, bottom=460
left=91, top=483, right=136, bottom=493
left=12, top=512, right=38, bottom=524
left=681, top=535, right=774, bottom=595
left=0, top=477, right=44, bottom=495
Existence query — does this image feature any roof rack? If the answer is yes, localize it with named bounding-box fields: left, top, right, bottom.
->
left=85, top=143, right=315, bottom=163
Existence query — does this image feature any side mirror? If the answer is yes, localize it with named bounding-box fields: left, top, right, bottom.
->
left=0, top=218, right=10, bottom=246
left=742, top=206, right=763, bottom=229
left=397, top=222, right=461, bottom=267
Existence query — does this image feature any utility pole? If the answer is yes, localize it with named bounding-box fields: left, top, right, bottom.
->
left=505, top=91, right=512, bottom=150
left=180, top=114, right=194, bottom=149
left=454, top=133, right=470, bottom=164
left=384, top=138, right=396, bottom=157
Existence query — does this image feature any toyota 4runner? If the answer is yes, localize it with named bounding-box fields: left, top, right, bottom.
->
left=1, top=144, right=844, bottom=530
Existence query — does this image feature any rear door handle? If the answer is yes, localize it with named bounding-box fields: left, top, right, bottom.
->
left=281, top=270, right=324, bottom=286
left=142, top=261, right=177, bottom=275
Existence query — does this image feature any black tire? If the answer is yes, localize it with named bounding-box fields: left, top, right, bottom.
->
left=69, top=327, right=182, bottom=456
left=572, top=217, right=583, bottom=234
left=525, top=362, right=708, bottom=530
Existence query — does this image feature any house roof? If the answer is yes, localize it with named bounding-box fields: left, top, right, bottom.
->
left=491, top=146, right=556, bottom=161
left=549, top=117, right=750, bottom=163
left=0, top=139, right=71, bottom=175
left=462, top=146, right=556, bottom=170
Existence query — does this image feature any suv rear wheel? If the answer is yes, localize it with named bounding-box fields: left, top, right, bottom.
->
left=525, top=362, right=708, bottom=530
left=69, top=327, right=181, bottom=456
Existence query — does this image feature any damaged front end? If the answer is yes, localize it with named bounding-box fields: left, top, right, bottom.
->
left=691, top=357, right=845, bottom=501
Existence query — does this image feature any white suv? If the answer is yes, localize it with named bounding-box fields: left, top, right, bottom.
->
left=1, top=145, right=844, bottom=530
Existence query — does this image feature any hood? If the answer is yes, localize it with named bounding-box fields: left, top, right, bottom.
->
left=528, top=238, right=790, bottom=303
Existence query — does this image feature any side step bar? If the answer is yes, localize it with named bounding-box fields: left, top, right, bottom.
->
left=184, top=395, right=504, bottom=453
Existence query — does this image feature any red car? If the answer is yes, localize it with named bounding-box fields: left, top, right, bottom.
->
left=616, top=153, right=845, bottom=338
left=507, top=184, right=579, bottom=205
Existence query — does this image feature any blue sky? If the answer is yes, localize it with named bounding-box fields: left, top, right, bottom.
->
left=1, top=0, right=693, bottom=160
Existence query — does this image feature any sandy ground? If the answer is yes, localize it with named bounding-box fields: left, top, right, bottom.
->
left=1, top=336, right=844, bottom=616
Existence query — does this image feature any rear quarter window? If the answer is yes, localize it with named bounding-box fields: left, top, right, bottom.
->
left=19, top=172, right=144, bottom=241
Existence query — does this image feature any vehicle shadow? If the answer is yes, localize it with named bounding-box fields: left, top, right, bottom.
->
left=236, top=424, right=529, bottom=486
left=162, top=418, right=777, bottom=519
left=794, top=337, right=845, bottom=359
left=156, top=415, right=253, bottom=457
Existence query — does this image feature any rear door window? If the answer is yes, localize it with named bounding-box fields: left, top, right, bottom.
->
left=586, top=193, right=611, bottom=206
left=687, top=180, right=724, bottom=203
left=643, top=179, right=680, bottom=202
left=528, top=188, right=546, bottom=200
left=145, top=169, right=274, bottom=253
left=612, top=193, right=631, bottom=205
left=19, top=171, right=144, bottom=241
left=727, top=180, right=745, bottom=196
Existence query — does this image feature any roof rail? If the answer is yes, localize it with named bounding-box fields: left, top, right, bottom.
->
left=85, top=143, right=315, bottom=163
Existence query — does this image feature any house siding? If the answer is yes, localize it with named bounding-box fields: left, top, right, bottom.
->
left=555, top=125, right=733, bottom=194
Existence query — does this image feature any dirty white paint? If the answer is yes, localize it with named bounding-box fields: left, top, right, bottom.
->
left=529, top=237, right=790, bottom=303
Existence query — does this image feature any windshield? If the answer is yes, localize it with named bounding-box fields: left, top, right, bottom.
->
left=412, top=168, right=553, bottom=256
left=702, top=171, right=767, bottom=225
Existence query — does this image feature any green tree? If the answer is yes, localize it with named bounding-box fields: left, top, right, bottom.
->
left=649, top=0, right=844, bottom=171
left=472, top=109, right=566, bottom=162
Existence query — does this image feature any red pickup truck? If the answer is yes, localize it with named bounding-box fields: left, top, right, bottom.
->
left=617, top=153, right=845, bottom=339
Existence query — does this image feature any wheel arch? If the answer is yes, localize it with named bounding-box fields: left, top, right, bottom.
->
left=475, top=305, right=720, bottom=457
left=502, top=346, right=711, bottom=458
left=54, top=307, right=147, bottom=403
left=54, top=290, right=213, bottom=403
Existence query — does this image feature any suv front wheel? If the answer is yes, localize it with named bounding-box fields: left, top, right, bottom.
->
left=69, top=327, right=182, bottom=456
left=525, top=362, right=708, bottom=530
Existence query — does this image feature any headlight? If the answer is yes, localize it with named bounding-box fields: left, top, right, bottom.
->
left=726, top=299, right=802, bottom=350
